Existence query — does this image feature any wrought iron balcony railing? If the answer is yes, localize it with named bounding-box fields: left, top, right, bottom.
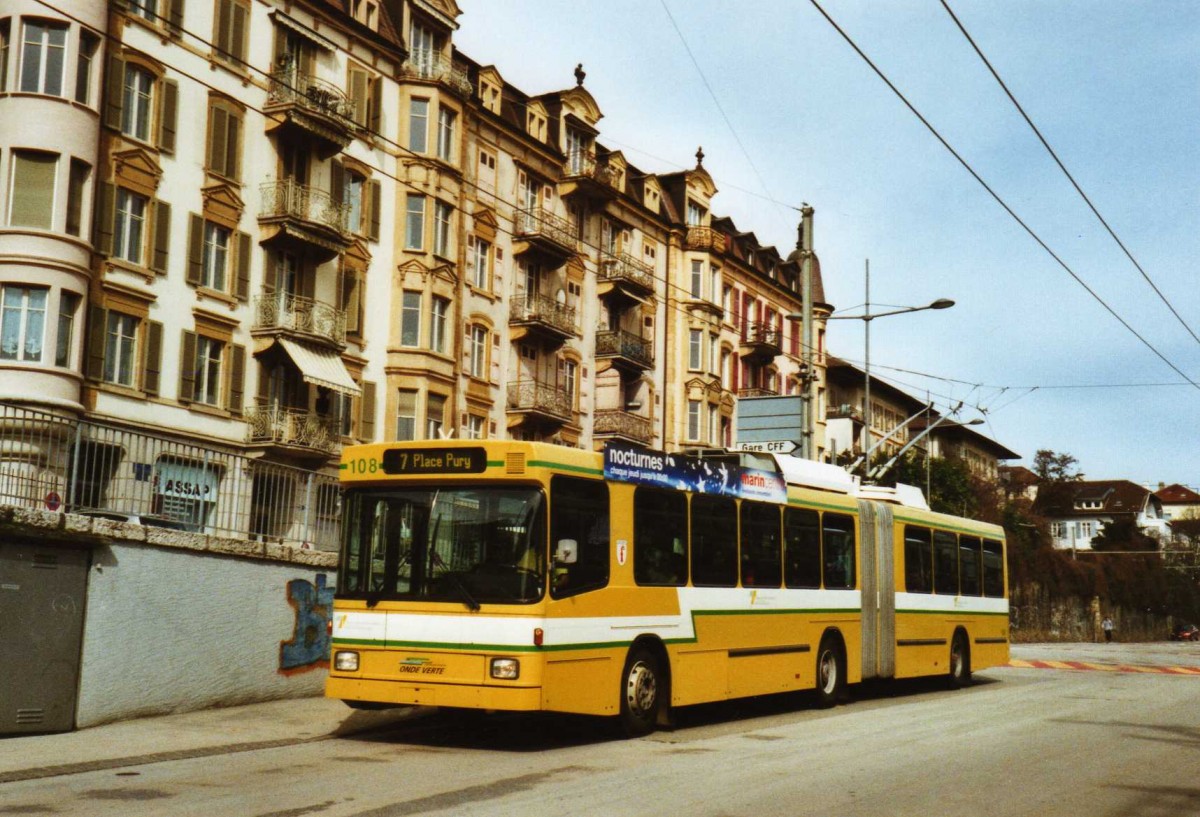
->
left=259, top=179, right=351, bottom=235
left=515, top=207, right=581, bottom=255
left=509, top=292, right=576, bottom=337
left=742, top=322, right=783, bottom=350
left=245, top=405, right=338, bottom=454
left=737, top=388, right=780, bottom=398
left=593, top=409, right=653, bottom=443
left=506, top=381, right=573, bottom=422
left=266, top=68, right=356, bottom=127
left=401, top=52, right=473, bottom=97
left=599, top=251, right=655, bottom=293
left=563, top=150, right=616, bottom=184
left=685, top=226, right=727, bottom=253
left=595, top=329, right=654, bottom=368
left=253, top=293, right=346, bottom=347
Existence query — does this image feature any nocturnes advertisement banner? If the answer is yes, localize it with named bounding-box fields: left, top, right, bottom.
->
left=603, top=444, right=785, bottom=503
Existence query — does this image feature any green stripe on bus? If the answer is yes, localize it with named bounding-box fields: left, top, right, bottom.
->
left=895, top=608, right=1009, bottom=617
left=526, top=460, right=605, bottom=476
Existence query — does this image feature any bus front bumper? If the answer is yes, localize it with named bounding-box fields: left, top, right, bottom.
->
left=326, top=675, right=543, bottom=711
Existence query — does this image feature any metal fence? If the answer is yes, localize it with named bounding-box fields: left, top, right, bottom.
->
left=0, top=403, right=342, bottom=550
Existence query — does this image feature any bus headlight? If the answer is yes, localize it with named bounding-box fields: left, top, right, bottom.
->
left=490, top=657, right=520, bottom=680
left=334, top=650, right=360, bottom=672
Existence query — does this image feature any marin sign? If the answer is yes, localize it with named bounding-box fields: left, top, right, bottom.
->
left=382, top=447, right=487, bottom=475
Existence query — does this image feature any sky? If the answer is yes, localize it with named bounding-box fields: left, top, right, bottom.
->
left=454, top=1, right=1200, bottom=487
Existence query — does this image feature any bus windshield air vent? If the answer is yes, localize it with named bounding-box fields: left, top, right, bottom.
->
left=506, top=452, right=526, bottom=474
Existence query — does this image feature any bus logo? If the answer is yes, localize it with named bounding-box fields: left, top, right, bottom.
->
left=399, top=657, right=446, bottom=675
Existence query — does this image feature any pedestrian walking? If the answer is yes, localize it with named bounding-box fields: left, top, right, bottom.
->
left=1102, top=616, right=1114, bottom=643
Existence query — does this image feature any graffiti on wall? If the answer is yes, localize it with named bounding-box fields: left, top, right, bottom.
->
left=279, top=573, right=334, bottom=675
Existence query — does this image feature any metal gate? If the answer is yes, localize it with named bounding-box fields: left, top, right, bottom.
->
left=0, top=542, right=90, bottom=733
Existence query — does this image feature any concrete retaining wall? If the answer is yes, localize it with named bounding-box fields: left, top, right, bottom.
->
left=1, top=507, right=339, bottom=728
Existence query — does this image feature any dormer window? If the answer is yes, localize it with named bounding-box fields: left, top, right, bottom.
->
left=526, top=110, right=547, bottom=142
left=479, top=79, right=501, bottom=114
left=644, top=186, right=659, bottom=213
left=686, top=200, right=706, bottom=227
left=410, top=22, right=440, bottom=77
left=565, top=127, right=592, bottom=174
left=351, top=0, right=378, bottom=30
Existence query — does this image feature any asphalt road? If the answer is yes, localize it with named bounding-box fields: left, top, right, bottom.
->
left=5, top=643, right=1200, bottom=817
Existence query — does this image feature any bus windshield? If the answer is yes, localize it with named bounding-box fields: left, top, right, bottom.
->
left=338, top=486, right=546, bottom=605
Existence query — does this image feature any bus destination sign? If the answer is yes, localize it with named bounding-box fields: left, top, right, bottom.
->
left=382, top=447, right=488, bottom=475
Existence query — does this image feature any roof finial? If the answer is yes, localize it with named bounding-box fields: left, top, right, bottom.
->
left=695, top=146, right=705, bottom=167
left=574, top=63, right=586, bottom=86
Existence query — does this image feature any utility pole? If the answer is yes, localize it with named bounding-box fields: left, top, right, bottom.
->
left=800, top=206, right=815, bottom=459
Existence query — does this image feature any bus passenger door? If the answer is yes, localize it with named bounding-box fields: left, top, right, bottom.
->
left=857, top=500, right=895, bottom=679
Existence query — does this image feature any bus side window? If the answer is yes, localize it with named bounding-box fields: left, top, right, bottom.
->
left=550, top=476, right=610, bottom=598
left=784, top=507, right=821, bottom=588
left=982, top=539, right=1005, bottom=597
left=933, top=530, right=959, bottom=596
left=903, top=525, right=933, bottom=594
left=959, top=536, right=982, bottom=596
left=634, top=487, right=687, bottom=586
left=691, top=494, right=737, bottom=587
left=822, top=512, right=856, bottom=589
left=740, top=501, right=782, bottom=588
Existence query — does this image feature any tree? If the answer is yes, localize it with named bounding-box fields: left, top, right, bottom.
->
left=1033, top=449, right=1083, bottom=482
left=888, top=453, right=981, bottom=519
left=1091, top=517, right=1157, bottom=552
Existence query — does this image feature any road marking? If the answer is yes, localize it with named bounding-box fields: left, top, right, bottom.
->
left=1009, top=659, right=1200, bottom=675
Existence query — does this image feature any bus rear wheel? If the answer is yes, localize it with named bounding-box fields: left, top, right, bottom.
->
left=619, top=647, right=661, bottom=737
left=815, top=636, right=844, bottom=709
left=948, top=632, right=971, bottom=689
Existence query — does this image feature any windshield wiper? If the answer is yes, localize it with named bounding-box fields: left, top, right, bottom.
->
left=431, top=550, right=481, bottom=612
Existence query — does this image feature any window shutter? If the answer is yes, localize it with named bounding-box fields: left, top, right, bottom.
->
left=227, top=343, right=245, bottom=414
left=186, top=213, right=203, bottom=285
left=368, top=76, right=381, bottom=133
left=167, top=0, right=185, bottom=37
left=86, top=306, right=107, bottom=380
left=225, top=112, right=240, bottom=179
left=159, top=79, right=178, bottom=153
left=151, top=200, right=171, bottom=275
left=215, top=0, right=232, bottom=58
left=144, top=320, right=163, bottom=395
left=94, top=183, right=115, bottom=256
left=208, top=106, right=227, bottom=174
left=368, top=179, right=382, bottom=241
left=330, top=160, right=344, bottom=206
left=235, top=231, right=251, bottom=301
left=349, top=69, right=368, bottom=127
left=179, top=330, right=197, bottom=402
left=231, top=2, right=248, bottom=63
left=359, top=381, right=376, bottom=440
left=104, top=55, right=125, bottom=130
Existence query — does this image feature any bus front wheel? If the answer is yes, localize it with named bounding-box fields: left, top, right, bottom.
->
left=815, top=635, right=844, bottom=709
left=619, top=647, right=661, bottom=737
left=948, top=632, right=971, bottom=689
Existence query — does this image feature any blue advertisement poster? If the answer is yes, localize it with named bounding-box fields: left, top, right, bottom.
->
left=603, top=444, right=785, bottom=503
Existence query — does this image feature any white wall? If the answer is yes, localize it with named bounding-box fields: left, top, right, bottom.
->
left=76, top=541, right=333, bottom=727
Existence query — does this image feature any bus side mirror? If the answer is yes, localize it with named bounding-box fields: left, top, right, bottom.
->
left=555, top=539, right=578, bottom=565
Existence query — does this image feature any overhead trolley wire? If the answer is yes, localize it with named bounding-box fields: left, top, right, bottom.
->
left=939, top=0, right=1200, bottom=350
left=805, top=0, right=1200, bottom=393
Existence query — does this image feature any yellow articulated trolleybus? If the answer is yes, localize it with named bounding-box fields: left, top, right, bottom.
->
left=326, top=440, right=1008, bottom=736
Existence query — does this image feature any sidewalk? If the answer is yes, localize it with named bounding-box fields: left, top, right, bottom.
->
left=0, top=696, right=419, bottom=784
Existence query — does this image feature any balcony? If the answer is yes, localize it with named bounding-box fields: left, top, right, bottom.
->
left=560, top=151, right=618, bottom=202
left=258, top=180, right=351, bottom=260
left=593, top=409, right=653, bottom=446
left=401, top=52, right=473, bottom=98
left=595, top=329, right=654, bottom=374
left=245, top=405, right=338, bottom=457
left=265, top=68, right=356, bottom=156
left=598, top=251, right=655, bottom=299
left=685, top=226, right=727, bottom=254
left=826, top=403, right=863, bottom=423
left=252, top=293, right=346, bottom=350
left=509, top=292, right=576, bottom=345
left=514, top=207, right=580, bottom=262
left=506, top=381, right=573, bottom=426
left=739, top=322, right=783, bottom=362
left=737, top=387, right=779, bottom=399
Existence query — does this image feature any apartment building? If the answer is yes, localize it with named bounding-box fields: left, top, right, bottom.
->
left=0, top=0, right=832, bottom=534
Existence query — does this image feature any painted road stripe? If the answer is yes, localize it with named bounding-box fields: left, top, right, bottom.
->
left=1009, top=659, right=1200, bottom=675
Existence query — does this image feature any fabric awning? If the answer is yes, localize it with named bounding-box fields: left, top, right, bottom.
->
left=277, top=338, right=360, bottom=396
left=269, top=11, right=337, bottom=51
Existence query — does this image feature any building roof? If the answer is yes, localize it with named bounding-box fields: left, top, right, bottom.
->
left=1000, top=465, right=1039, bottom=488
left=1035, top=479, right=1154, bottom=519
left=1155, top=483, right=1200, bottom=504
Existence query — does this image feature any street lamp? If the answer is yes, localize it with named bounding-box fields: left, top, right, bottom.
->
left=791, top=259, right=954, bottom=472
